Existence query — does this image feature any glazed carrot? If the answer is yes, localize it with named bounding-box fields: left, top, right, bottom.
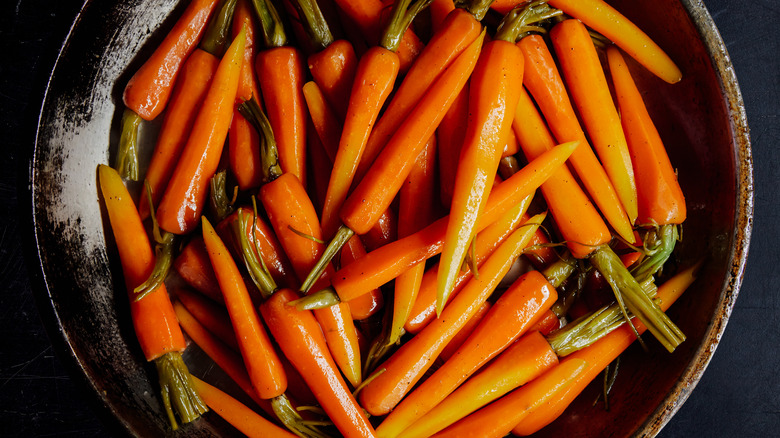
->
left=174, top=236, right=223, bottom=303
left=437, top=17, right=526, bottom=316
left=123, top=0, right=220, bottom=120
left=437, top=84, right=469, bottom=208
left=362, top=209, right=398, bottom=252
left=353, top=7, right=483, bottom=187
left=528, top=309, right=561, bottom=336
left=260, top=172, right=363, bottom=387
left=405, top=195, right=534, bottom=334
left=251, top=0, right=307, bottom=187
left=358, top=213, right=545, bottom=416
left=319, top=0, right=432, bottom=238
left=552, top=18, right=638, bottom=224
left=291, top=0, right=358, bottom=121
left=513, top=87, right=611, bottom=258
left=401, top=331, right=559, bottom=438
left=260, top=289, right=377, bottom=438
left=511, top=262, right=701, bottom=435
left=330, top=141, right=578, bottom=302
left=332, top=0, right=425, bottom=73
left=308, top=123, right=334, bottom=212
left=390, top=135, right=437, bottom=344
left=429, top=0, right=456, bottom=32
left=191, top=376, right=297, bottom=438
left=172, top=300, right=275, bottom=416
left=436, top=358, right=587, bottom=438
left=233, top=0, right=262, bottom=102
left=98, top=165, right=206, bottom=429
left=156, top=29, right=245, bottom=234
left=519, top=34, right=634, bottom=242
left=229, top=111, right=263, bottom=190
left=177, top=288, right=239, bottom=351
left=303, top=81, right=342, bottom=162
left=548, top=0, right=682, bottom=83
left=340, top=236, right=385, bottom=320
left=607, top=46, right=686, bottom=225
left=438, top=301, right=491, bottom=362
left=377, top=270, right=557, bottom=437
left=138, top=50, right=218, bottom=217
left=202, top=217, right=287, bottom=399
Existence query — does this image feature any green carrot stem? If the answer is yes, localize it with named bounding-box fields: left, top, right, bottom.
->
left=542, top=251, right=576, bottom=288
left=289, top=287, right=341, bottom=311
left=234, top=208, right=278, bottom=299
left=200, top=0, right=239, bottom=57
left=238, top=98, right=283, bottom=183
left=494, top=0, right=563, bottom=43
left=380, top=0, right=434, bottom=52
left=455, top=0, right=495, bottom=21
left=289, top=0, right=334, bottom=52
left=135, top=180, right=176, bottom=301
left=250, top=0, right=287, bottom=48
left=115, top=108, right=142, bottom=180
left=271, top=394, right=330, bottom=438
left=209, top=169, right=236, bottom=222
left=154, top=352, right=208, bottom=430
left=299, top=225, right=354, bottom=294
left=632, top=224, right=679, bottom=282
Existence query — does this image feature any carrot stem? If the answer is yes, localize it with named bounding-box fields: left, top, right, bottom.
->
left=115, top=109, right=142, bottom=180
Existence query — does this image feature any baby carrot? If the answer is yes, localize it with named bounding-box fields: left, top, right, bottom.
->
left=607, top=46, right=686, bottom=226
left=98, top=165, right=206, bottom=429
left=202, top=217, right=287, bottom=399
left=173, top=236, right=223, bottom=303
left=176, top=288, right=238, bottom=351
left=438, top=301, right=491, bottom=362
left=551, top=18, right=638, bottom=224
left=156, top=28, right=245, bottom=234
left=358, top=213, right=545, bottom=416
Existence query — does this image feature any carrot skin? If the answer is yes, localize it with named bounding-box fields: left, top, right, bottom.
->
left=438, top=301, right=491, bottom=362
left=308, top=39, right=359, bottom=121
left=354, top=8, right=483, bottom=186
left=438, top=39, right=525, bottom=314
left=607, top=46, right=686, bottom=225
left=341, top=31, right=485, bottom=236
left=98, top=165, right=186, bottom=360
left=123, top=0, right=220, bottom=120
left=341, top=235, right=385, bottom=320
left=332, top=140, right=579, bottom=302
left=139, top=49, right=218, bottom=219
left=358, top=214, right=545, bottom=416
left=513, top=87, right=610, bottom=258
left=378, top=270, right=556, bottom=437
left=320, top=46, right=400, bottom=238
left=518, top=35, right=634, bottom=243
left=192, top=376, right=297, bottom=438
left=202, top=217, right=287, bottom=399
left=362, top=208, right=398, bottom=252
left=401, top=331, right=559, bottom=438
left=437, top=84, right=470, bottom=208
left=547, top=0, right=682, bottom=83
left=229, top=109, right=263, bottom=190
left=176, top=288, right=239, bottom=351
left=233, top=0, right=261, bottom=103
left=156, top=29, right=245, bottom=234
left=430, top=0, right=456, bottom=33
left=551, top=19, right=638, bottom=223
left=256, top=47, right=308, bottom=187
left=261, top=289, right=377, bottom=438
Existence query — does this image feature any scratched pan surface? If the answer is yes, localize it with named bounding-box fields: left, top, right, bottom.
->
left=28, top=0, right=751, bottom=436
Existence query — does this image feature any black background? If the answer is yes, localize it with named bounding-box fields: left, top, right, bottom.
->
left=1, top=0, right=777, bottom=436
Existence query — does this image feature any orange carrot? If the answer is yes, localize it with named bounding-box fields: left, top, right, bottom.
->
left=123, top=0, right=220, bottom=120
left=229, top=110, right=263, bottom=190
left=138, top=50, right=218, bottom=218
left=518, top=34, right=634, bottom=242
left=98, top=165, right=206, bottom=428
left=260, top=172, right=363, bottom=388
left=547, top=0, right=682, bottom=83
left=528, top=309, right=561, bottom=336
left=438, top=301, right=491, bottom=362
left=438, top=34, right=525, bottom=316
left=511, top=262, right=701, bottom=435
left=156, top=28, right=246, bottom=234
left=353, top=7, right=483, bottom=187
left=401, top=331, right=559, bottom=438
left=340, top=236, right=385, bottom=320
left=390, top=135, right=437, bottom=343
left=302, top=81, right=342, bottom=162
left=233, top=0, right=262, bottom=102
left=202, top=217, right=287, bottom=399
left=607, top=46, right=686, bottom=225
left=552, top=18, right=637, bottom=223
left=437, top=84, right=469, bottom=208
left=358, top=213, right=545, bottom=416
left=378, top=270, right=557, bottom=437
left=252, top=0, right=308, bottom=187
left=174, top=236, right=223, bottom=303
left=307, top=39, right=358, bottom=121
left=405, top=194, right=534, bottom=334
left=260, top=289, right=377, bottom=438
left=362, top=209, right=398, bottom=252
left=429, top=0, right=455, bottom=32
left=513, top=87, right=611, bottom=258
left=191, top=376, right=297, bottom=438
left=331, top=141, right=578, bottom=302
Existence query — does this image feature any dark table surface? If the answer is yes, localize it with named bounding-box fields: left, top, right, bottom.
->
left=1, top=0, right=778, bottom=437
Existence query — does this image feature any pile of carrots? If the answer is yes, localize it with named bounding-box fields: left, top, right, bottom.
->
left=100, top=0, right=698, bottom=436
